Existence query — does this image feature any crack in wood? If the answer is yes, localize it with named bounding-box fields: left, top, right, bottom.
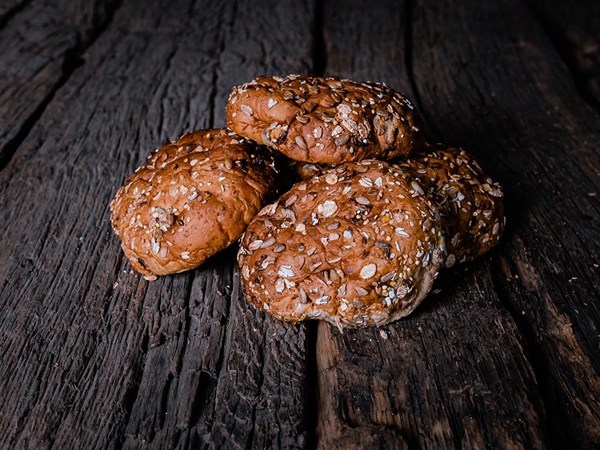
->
left=0, top=0, right=124, bottom=172
left=523, top=0, right=600, bottom=114
left=0, top=0, right=31, bottom=31
left=312, top=0, right=326, bottom=76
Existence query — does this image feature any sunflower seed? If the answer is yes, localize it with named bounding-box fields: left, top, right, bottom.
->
left=260, top=236, right=276, bottom=248
left=299, top=288, right=308, bottom=304
left=380, top=271, right=396, bottom=283
left=248, top=239, right=263, bottom=250
left=329, top=269, right=340, bottom=283
left=295, top=136, right=307, bottom=149
left=334, top=134, right=350, bottom=146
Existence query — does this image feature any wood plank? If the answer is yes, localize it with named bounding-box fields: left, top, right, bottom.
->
left=409, top=0, right=600, bottom=448
left=526, top=0, right=600, bottom=108
left=199, top=2, right=315, bottom=448
left=120, top=1, right=316, bottom=448
left=318, top=1, right=548, bottom=448
left=0, top=0, right=120, bottom=169
left=0, top=0, right=28, bottom=27
left=0, top=0, right=314, bottom=448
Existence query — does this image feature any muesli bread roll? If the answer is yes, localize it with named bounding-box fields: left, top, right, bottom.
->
left=110, top=129, right=278, bottom=280
left=237, top=160, right=446, bottom=328
left=226, top=74, right=424, bottom=164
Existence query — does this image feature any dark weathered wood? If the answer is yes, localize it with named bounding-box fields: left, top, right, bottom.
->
left=318, top=1, right=548, bottom=449
left=119, top=1, right=316, bottom=449
left=0, top=0, right=314, bottom=448
left=409, top=0, right=600, bottom=448
left=526, top=0, right=600, bottom=109
left=0, top=0, right=120, bottom=169
left=0, top=0, right=29, bottom=27
left=2, top=0, right=600, bottom=448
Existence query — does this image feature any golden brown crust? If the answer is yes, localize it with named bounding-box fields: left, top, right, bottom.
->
left=110, top=129, right=278, bottom=280
left=226, top=74, right=424, bottom=164
left=237, top=160, right=446, bottom=328
left=397, top=143, right=505, bottom=266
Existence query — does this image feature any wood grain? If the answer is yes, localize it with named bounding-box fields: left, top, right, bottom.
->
left=527, top=0, right=600, bottom=109
left=0, top=0, right=315, bottom=448
left=0, top=0, right=29, bottom=27
left=0, top=0, right=121, bottom=169
left=318, top=0, right=548, bottom=448
left=410, top=0, right=600, bottom=447
left=0, top=0, right=599, bottom=448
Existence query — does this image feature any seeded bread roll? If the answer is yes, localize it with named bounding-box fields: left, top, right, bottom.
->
left=237, top=160, right=446, bottom=328
left=226, top=74, right=424, bottom=164
left=397, top=143, right=505, bottom=267
left=110, top=129, right=278, bottom=280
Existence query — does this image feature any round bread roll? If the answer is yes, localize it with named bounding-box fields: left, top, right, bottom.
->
left=397, top=143, right=505, bottom=267
left=226, top=74, right=424, bottom=164
left=110, top=129, right=278, bottom=280
left=237, top=160, right=446, bottom=328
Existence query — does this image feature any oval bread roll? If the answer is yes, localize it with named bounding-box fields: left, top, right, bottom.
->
left=226, top=74, right=424, bottom=164
left=110, top=129, right=278, bottom=280
left=237, top=160, right=446, bottom=328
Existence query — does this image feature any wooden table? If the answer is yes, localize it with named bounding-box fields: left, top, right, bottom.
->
left=1, top=0, right=599, bottom=448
